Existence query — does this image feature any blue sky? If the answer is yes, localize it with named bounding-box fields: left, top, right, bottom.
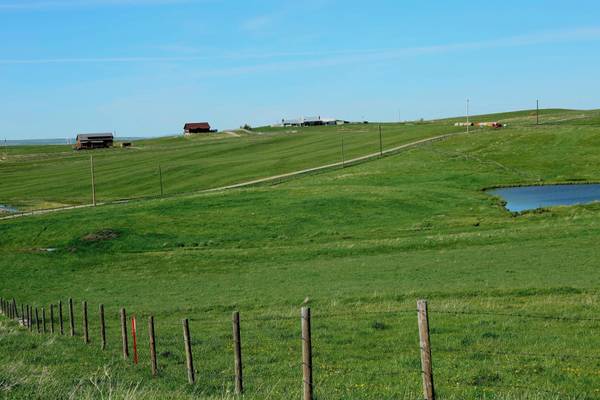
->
left=1, top=0, right=600, bottom=139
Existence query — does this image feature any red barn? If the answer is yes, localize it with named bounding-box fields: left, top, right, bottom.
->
left=184, top=122, right=212, bottom=135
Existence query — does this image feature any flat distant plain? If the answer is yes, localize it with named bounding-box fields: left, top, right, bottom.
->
left=1, top=109, right=600, bottom=399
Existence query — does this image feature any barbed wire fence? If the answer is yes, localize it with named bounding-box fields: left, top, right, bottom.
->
left=0, top=296, right=597, bottom=399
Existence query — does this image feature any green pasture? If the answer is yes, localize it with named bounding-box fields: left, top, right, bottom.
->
left=1, top=109, right=600, bottom=399
left=0, top=122, right=463, bottom=211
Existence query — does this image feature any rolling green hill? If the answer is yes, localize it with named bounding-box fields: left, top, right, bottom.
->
left=1, top=109, right=600, bottom=399
left=0, top=122, right=463, bottom=212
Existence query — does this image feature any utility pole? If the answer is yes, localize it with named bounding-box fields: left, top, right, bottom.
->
left=341, top=132, right=345, bottom=168
left=398, top=109, right=401, bottom=123
left=3, top=138, right=7, bottom=160
left=536, top=99, right=539, bottom=125
left=466, top=98, right=470, bottom=133
left=378, top=125, right=383, bottom=157
left=158, top=164, right=164, bottom=197
left=90, top=155, right=96, bottom=206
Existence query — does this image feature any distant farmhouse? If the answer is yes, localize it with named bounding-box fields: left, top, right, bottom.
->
left=454, top=121, right=503, bottom=128
left=277, top=116, right=348, bottom=127
left=184, top=122, right=216, bottom=135
left=75, top=133, right=114, bottom=150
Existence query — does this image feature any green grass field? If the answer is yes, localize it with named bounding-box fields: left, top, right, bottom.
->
left=1, top=109, right=600, bottom=399
left=0, top=121, right=465, bottom=212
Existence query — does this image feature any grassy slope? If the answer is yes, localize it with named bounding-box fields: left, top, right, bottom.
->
left=1, top=109, right=600, bottom=399
left=0, top=122, right=462, bottom=211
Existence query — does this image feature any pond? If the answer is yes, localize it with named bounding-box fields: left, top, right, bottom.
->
left=488, top=184, right=600, bottom=212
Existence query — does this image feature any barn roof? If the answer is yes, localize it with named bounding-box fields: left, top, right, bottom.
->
left=77, top=133, right=114, bottom=140
left=303, top=116, right=321, bottom=123
left=184, top=122, right=211, bottom=130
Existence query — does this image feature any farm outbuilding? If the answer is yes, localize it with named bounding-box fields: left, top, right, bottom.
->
left=75, top=133, right=114, bottom=150
left=281, top=116, right=346, bottom=127
left=184, top=122, right=213, bottom=135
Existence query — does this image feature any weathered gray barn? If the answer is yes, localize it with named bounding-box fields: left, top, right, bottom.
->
left=75, top=133, right=114, bottom=150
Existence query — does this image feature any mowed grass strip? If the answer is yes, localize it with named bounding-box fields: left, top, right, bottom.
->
left=1, top=109, right=600, bottom=399
left=0, top=121, right=463, bottom=211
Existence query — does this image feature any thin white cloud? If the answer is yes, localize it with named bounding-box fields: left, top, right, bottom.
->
left=0, top=56, right=210, bottom=64
left=1, top=27, right=599, bottom=66
left=0, top=0, right=202, bottom=10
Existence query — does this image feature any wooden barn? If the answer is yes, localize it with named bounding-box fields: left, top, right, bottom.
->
left=184, top=122, right=212, bottom=135
left=75, top=133, right=114, bottom=150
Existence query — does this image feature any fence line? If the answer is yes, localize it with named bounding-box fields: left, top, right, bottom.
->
left=431, top=308, right=600, bottom=323
left=434, top=347, right=600, bottom=361
left=0, top=295, right=595, bottom=398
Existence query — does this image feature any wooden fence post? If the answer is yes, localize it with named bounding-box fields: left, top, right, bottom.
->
left=28, top=306, right=32, bottom=331
left=12, top=299, right=17, bottom=318
left=232, top=311, right=243, bottom=395
left=59, top=300, right=64, bottom=335
left=69, top=298, right=75, bottom=336
left=301, top=307, right=313, bottom=400
left=99, top=304, right=106, bottom=350
left=132, top=316, right=138, bottom=365
left=21, top=304, right=25, bottom=326
left=148, top=316, right=158, bottom=377
left=120, top=308, right=129, bottom=359
left=83, top=301, right=89, bottom=344
left=50, top=304, right=55, bottom=334
left=417, top=300, right=435, bottom=400
left=182, top=318, right=195, bottom=384
left=42, top=307, right=47, bottom=333
left=35, top=307, right=40, bottom=333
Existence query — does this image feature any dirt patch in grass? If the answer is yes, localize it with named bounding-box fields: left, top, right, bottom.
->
left=82, top=229, right=120, bottom=242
